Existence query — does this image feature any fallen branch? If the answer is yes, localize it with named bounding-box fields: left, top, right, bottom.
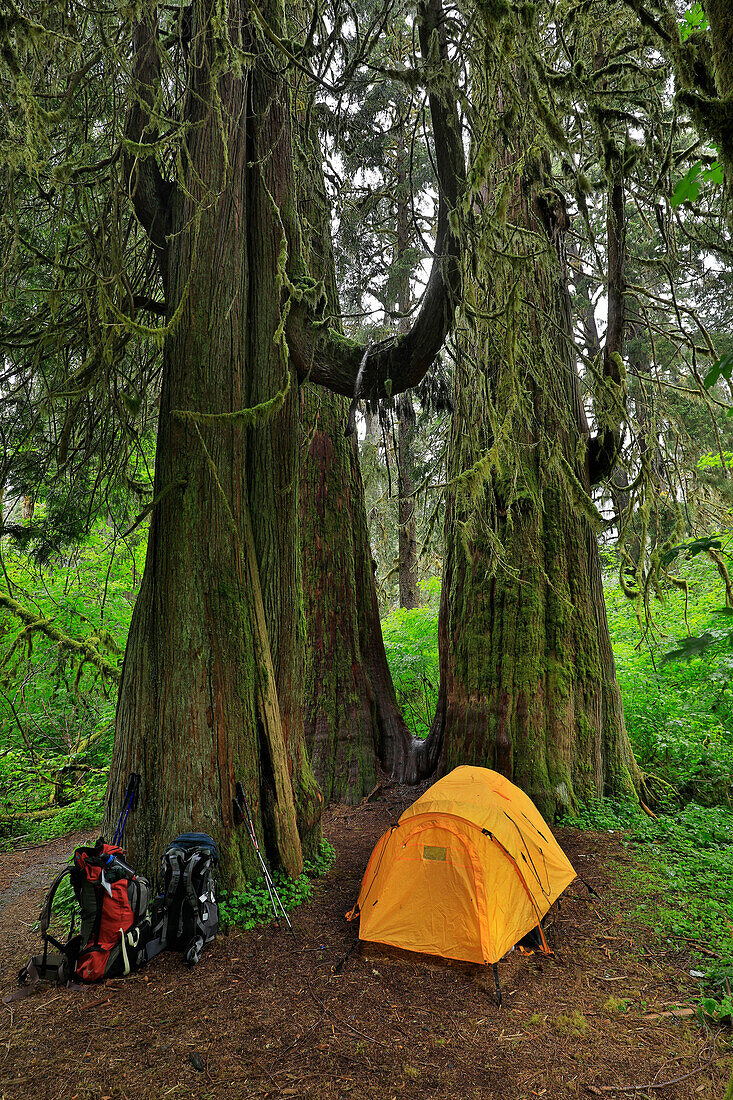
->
left=0, top=801, right=83, bottom=824
left=361, top=783, right=386, bottom=804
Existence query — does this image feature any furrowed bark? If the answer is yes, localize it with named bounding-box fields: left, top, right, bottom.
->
left=300, top=390, right=381, bottom=803
left=300, top=389, right=419, bottom=799
left=299, top=395, right=417, bottom=797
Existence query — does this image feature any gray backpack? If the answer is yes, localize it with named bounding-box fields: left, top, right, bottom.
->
left=148, top=833, right=219, bottom=966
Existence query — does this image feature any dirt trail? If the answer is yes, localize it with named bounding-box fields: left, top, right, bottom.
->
left=0, top=831, right=88, bottom=981
left=0, top=794, right=728, bottom=1100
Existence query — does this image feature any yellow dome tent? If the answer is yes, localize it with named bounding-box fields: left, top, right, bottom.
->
left=348, top=766, right=576, bottom=967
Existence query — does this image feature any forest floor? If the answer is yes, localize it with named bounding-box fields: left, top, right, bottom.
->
left=0, top=787, right=730, bottom=1100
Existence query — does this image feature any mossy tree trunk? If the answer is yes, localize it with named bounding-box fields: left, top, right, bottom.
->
left=300, top=389, right=415, bottom=802
left=105, top=1, right=319, bottom=884
left=420, top=36, right=639, bottom=816
left=421, top=237, right=638, bottom=813
left=702, top=1, right=733, bottom=179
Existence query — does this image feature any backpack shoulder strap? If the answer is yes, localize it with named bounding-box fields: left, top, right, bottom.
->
left=180, top=851, right=203, bottom=938
left=39, top=866, right=74, bottom=939
left=160, top=850, right=183, bottom=945
left=7, top=868, right=78, bottom=1001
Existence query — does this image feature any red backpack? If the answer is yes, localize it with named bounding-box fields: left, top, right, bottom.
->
left=72, top=840, right=151, bottom=982
left=10, top=839, right=151, bottom=998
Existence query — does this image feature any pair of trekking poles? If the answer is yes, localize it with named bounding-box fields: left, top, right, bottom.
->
left=232, top=781, right=296, bottom=940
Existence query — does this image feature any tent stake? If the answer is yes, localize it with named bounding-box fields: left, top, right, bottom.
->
left=492, top=962, right=503, bottom=1007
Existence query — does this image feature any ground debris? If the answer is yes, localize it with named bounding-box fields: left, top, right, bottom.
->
left=0, top=803, right=725, bottom=1099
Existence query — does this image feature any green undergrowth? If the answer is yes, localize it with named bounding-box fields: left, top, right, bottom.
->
left=0, top=517, right=143, bottom=845
left=567, top=797, right=733, bottom=1025
left=604, top=554, right=733, bottom=807
left=381, top=576, right=440, bottom=738
left=383, top=557, right=733, bottom=805
left=0, top=748, right=108, bottom=851
left=219, top=839, right=336, bottom=930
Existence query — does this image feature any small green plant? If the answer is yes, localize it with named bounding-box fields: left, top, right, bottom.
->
left=698, top=994, right=733, bottom=1027
left=694, top=959, right=733, bottom=1027
left=219, top=839, right=335, bottom=930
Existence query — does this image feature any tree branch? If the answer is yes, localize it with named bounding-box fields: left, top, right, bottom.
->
left=132, top=294, right=168, bottom=316
left=286, top=0, right=465, bottom=399
left=0, top=591, right=121, bottom=684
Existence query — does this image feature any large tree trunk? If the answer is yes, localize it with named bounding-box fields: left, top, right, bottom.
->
left=421, top=80, right=639, bottom=815
left=422, top=277, right=638, bottom=813
left=105, top=2, right=319, bottom=884
left=300, top=390, right=418, bottom=800
left=300, top=389, right=381, bottom=803
left=300, top=389, right=409, bottom=801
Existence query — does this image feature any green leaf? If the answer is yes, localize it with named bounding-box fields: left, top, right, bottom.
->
left=698, top=450, right=733, bottom=469
left=671, top=161, right=703, bottom=207
left=703, top=353, right=733, bottom=390
left=660, top=547, right=680, bottom=567
left=679, top=2, right=709, bottom=41
left=662, top=632, right=716, bottom=664
left=671, top=155, right=723, bottom=209
left=661, top=537, right=723, bottom=565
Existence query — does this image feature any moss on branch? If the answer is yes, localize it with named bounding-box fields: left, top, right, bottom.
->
left=0, top=591, right=120, bottom=685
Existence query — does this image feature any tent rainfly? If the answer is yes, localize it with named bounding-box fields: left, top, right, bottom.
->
left=348, top=766, right=576, bottom=968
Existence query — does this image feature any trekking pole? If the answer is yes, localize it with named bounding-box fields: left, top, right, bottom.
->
left=242, top=796, right=295, bottom=938
left=233, top=782, right=296, bottom=940
left=239, top=786, right=294, bottom=935
left=113, top=773, right=141, bottom=847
